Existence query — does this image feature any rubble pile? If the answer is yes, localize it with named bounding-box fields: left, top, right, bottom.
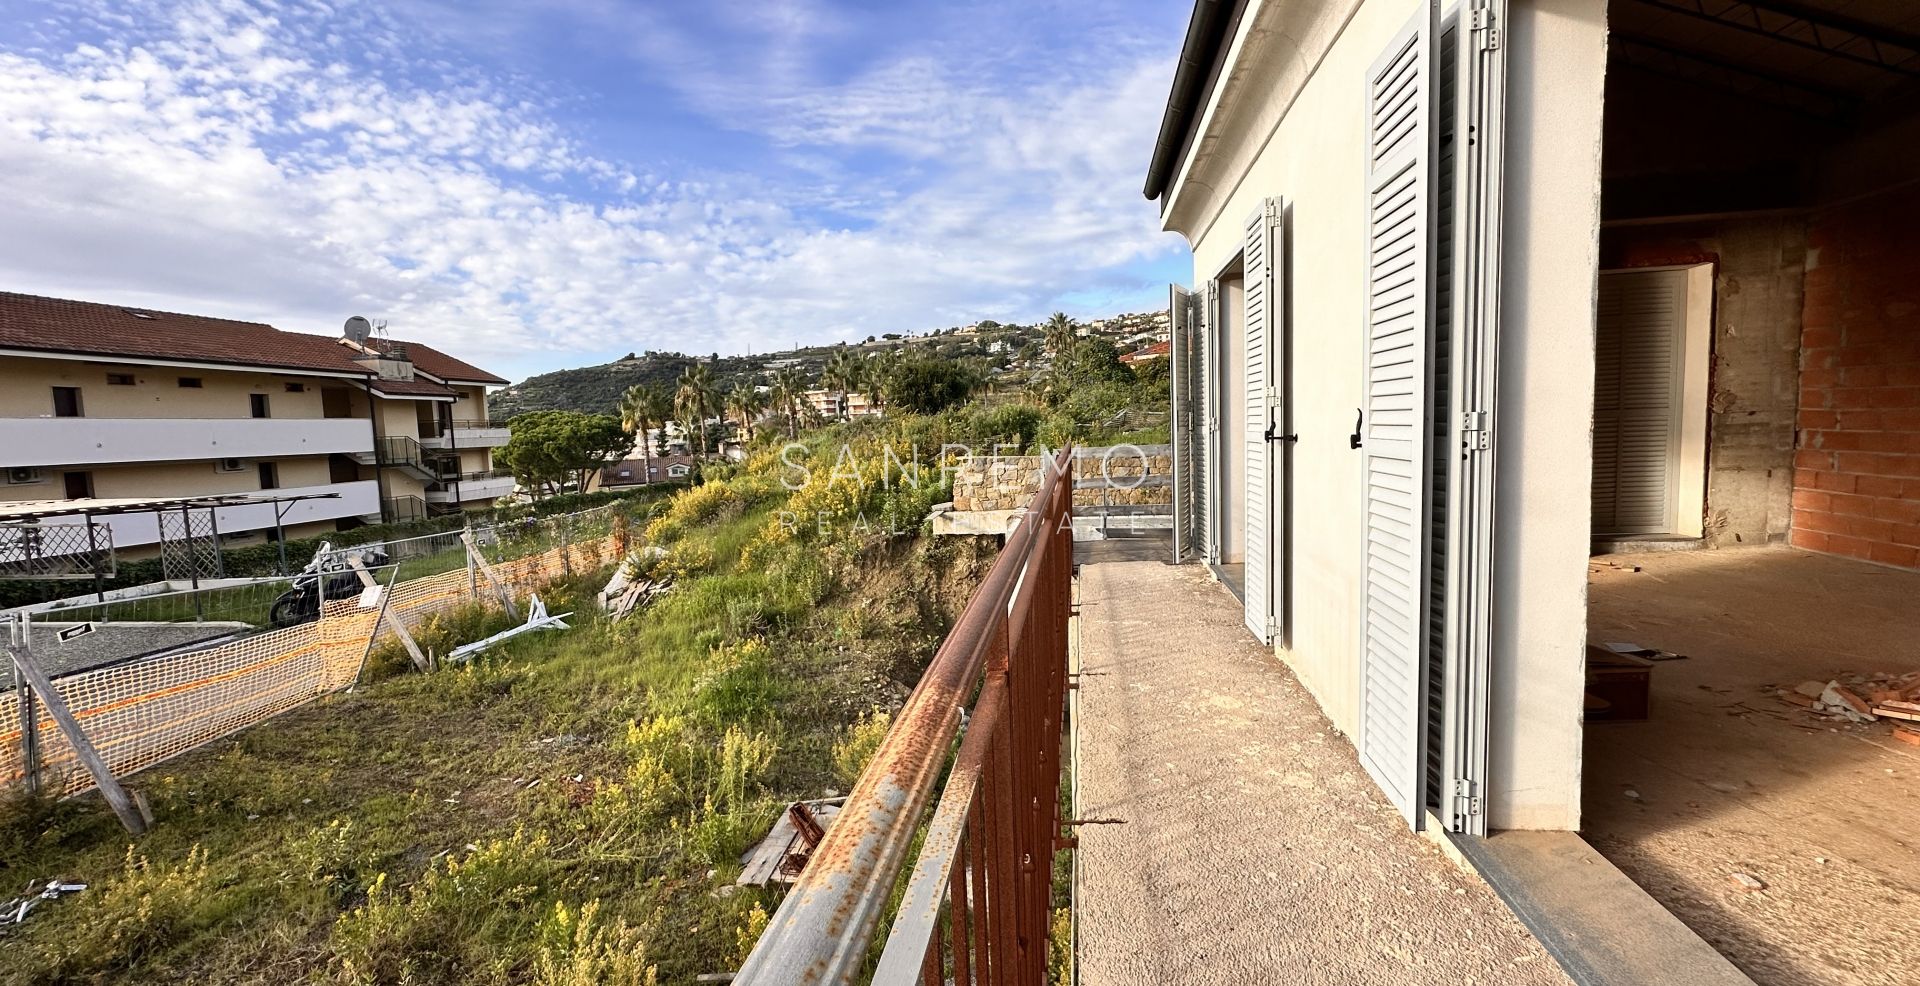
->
left=1774, top=670, right=1920, bottom=743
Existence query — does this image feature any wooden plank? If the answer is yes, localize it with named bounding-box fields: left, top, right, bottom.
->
left=1872, top=701, right=1920, bottom=722
left=460, top=530, right=521, bottom=621
left=346, top=556, right=432, bottom=673
left=5, top=639, right=147, bottom=835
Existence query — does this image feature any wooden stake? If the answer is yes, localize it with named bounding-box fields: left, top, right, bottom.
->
left=460, top=530, right=521, bottom=621
left=5, top=639, right=148, bottom=836
left=346, top=556, right=433, bottom=673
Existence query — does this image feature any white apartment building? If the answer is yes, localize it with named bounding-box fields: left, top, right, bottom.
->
left=803, top=389, right=880, bottom=419
left=0, top=292, right=513, bottom=554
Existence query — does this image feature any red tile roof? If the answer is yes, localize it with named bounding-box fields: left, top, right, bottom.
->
left=0, top=291, right=509, bottom=386
left=0, top=291, right=371, bottom=375
left=1119, top=340, right=1170, bottom=363
left=393, top=339, right=509, bottom=385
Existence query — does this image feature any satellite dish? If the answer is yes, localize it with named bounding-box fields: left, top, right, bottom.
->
left=344, top=316, right=373, bottom=344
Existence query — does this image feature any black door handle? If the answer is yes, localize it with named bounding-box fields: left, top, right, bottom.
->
left=1264, top=424, right=1298, bottom=444
left=1349, top=409, right=1363, bottom=449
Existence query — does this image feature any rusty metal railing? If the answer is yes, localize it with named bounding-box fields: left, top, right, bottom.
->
left=735, top=447, right=1075, bottom=985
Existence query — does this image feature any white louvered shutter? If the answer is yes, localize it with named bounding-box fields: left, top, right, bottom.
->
left=1170, top=283, right=1197, bottom=562
left=1243, top=199, right=1280, bottom=644
left=1360, top=8, right=1435, bottom=826
left=1200, top=280, right=1219, bottom=565
left=1591, top=269, right=1684, bottom=536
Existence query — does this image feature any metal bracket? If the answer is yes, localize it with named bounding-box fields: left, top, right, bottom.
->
left=1471, top=3, right=1499, bottom=50
left=1460, top=410, right=1490, bottom=451
left=1453, top=778, right=1483, bottom=820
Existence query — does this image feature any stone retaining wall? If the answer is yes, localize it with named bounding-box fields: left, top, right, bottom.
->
left=950, top=445, right=1173, bottom=512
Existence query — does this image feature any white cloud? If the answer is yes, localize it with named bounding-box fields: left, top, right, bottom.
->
left=0, top=0, right=1180, bottom=378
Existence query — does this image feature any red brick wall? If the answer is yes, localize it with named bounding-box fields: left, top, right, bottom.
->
left=1791, top=186, right=1920, bottom=569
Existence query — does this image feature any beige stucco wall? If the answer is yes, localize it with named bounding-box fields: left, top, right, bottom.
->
left=0, top=355, right=334, bottom=419
left=374, top=396, right=431, bottom=441
left=453, top=384, right=489, bottom=420
left=1171, top=0, right=1605, bottom=830
left=0, top=455, right=333, bottom=502
left=1485, top=0, right=1606, bottom=831
left=1182, top=0, right=1425, bottom=753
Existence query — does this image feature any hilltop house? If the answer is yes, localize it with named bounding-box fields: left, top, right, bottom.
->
left=0, top=292, right=512, bottom=551
left=600, top=454, right=695, bottom=487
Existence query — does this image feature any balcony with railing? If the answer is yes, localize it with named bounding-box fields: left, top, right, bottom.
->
left=416, top=417, right=512, bottom=449
left=735, top=449, right=1073, bottom=984
left=424, top=468, right=517, bottom=504
left=0, top=416, right=372, bottom=469
left=379, top=495, right=427, bottom=524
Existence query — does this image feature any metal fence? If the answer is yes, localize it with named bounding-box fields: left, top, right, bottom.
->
left=736, top=448, right=1074, bottom=985
left=1, top=505, right=633, bottom=799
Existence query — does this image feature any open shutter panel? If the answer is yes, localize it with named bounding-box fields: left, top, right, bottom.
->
left=1438, top=0, right=1507, bottom=837
left=1592, top=269, right=1684, bottom=536
left=1360, top=8, right=1435, bottom=827
left=1243, top=200, right=1279, bottom=644
left=1200, top=280, right=1218, bottom=565
left=1169, top=283, right=1198, bottom=563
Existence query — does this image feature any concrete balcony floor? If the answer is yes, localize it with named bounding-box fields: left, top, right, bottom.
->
left=1072, top=552, right=1570, bottom=985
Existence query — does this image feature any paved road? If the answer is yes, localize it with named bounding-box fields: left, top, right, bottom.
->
left=1073, top=560, right=1572, bottom=986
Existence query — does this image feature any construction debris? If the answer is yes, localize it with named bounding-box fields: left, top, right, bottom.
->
left=598, top=549, right=673, bottom=622
left=604, top=576, right=673, bottom=622
left=737, top=797, right=846, bottom=887
left=1601, top=641, right=1686, bottom=662
left=1773, top=670, right=1920, bottom=742
left=1728, top=872, right=1767, bottom=893
left=2, top=879, right=87, bottom=931
left=446, top=595, right=572, bottom=663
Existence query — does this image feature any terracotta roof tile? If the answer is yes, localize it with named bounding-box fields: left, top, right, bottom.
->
left=0, top=291, right=370, bottom=375
left=392, top=339, right=509, bottom=385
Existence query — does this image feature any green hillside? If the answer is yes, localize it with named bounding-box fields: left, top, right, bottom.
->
left=487, top=311, right=1169, bottom=419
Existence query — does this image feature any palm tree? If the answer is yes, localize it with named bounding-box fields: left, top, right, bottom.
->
left=618, top=383, right=671, bottom=484
left=770, top=367, right=808, bottom=438
left=675, top=364, right=720, bottom=458
left=1044, top=311, right=1077, bottom=365
left=866, top=348, right=902, bottom=414
left=726, top=383, right=768, bottom=443
left=823, top=350, right=861, bottom=421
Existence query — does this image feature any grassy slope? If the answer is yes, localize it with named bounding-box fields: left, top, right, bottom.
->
left=0, top=474, right=994, bottom=984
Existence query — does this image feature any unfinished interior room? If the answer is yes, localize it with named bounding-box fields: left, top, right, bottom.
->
left=1583, top=3, right=1920, bottom=983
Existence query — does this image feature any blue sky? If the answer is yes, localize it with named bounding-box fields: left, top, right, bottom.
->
left=0, top=0, right=1192, bottom=380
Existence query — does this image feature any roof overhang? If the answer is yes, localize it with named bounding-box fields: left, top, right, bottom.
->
left=367, top=387, right=457, bottom=402
left=1143, top=0, right=1248, bottom=203
left=0, top=346, right=375, bottom=381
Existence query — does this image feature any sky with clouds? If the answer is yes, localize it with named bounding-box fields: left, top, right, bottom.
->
left=0, top=0, right=1192, bottom=380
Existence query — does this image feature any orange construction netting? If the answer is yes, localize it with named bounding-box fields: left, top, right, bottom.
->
left=1, top=532, right=622, bottom=797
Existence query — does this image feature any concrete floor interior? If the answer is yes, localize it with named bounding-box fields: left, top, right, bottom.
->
left=1584, top=546, right=1920, bottom=986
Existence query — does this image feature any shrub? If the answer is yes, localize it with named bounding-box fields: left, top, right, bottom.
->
left=532, top=900, right=660, bottom=986
left=330, top=829, right=557, bottom=983
left=20, top=846, right=219, bottom=979
left=692, top=639, right=780, bottom=722
left=832, top=709, right=893, bottom=787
